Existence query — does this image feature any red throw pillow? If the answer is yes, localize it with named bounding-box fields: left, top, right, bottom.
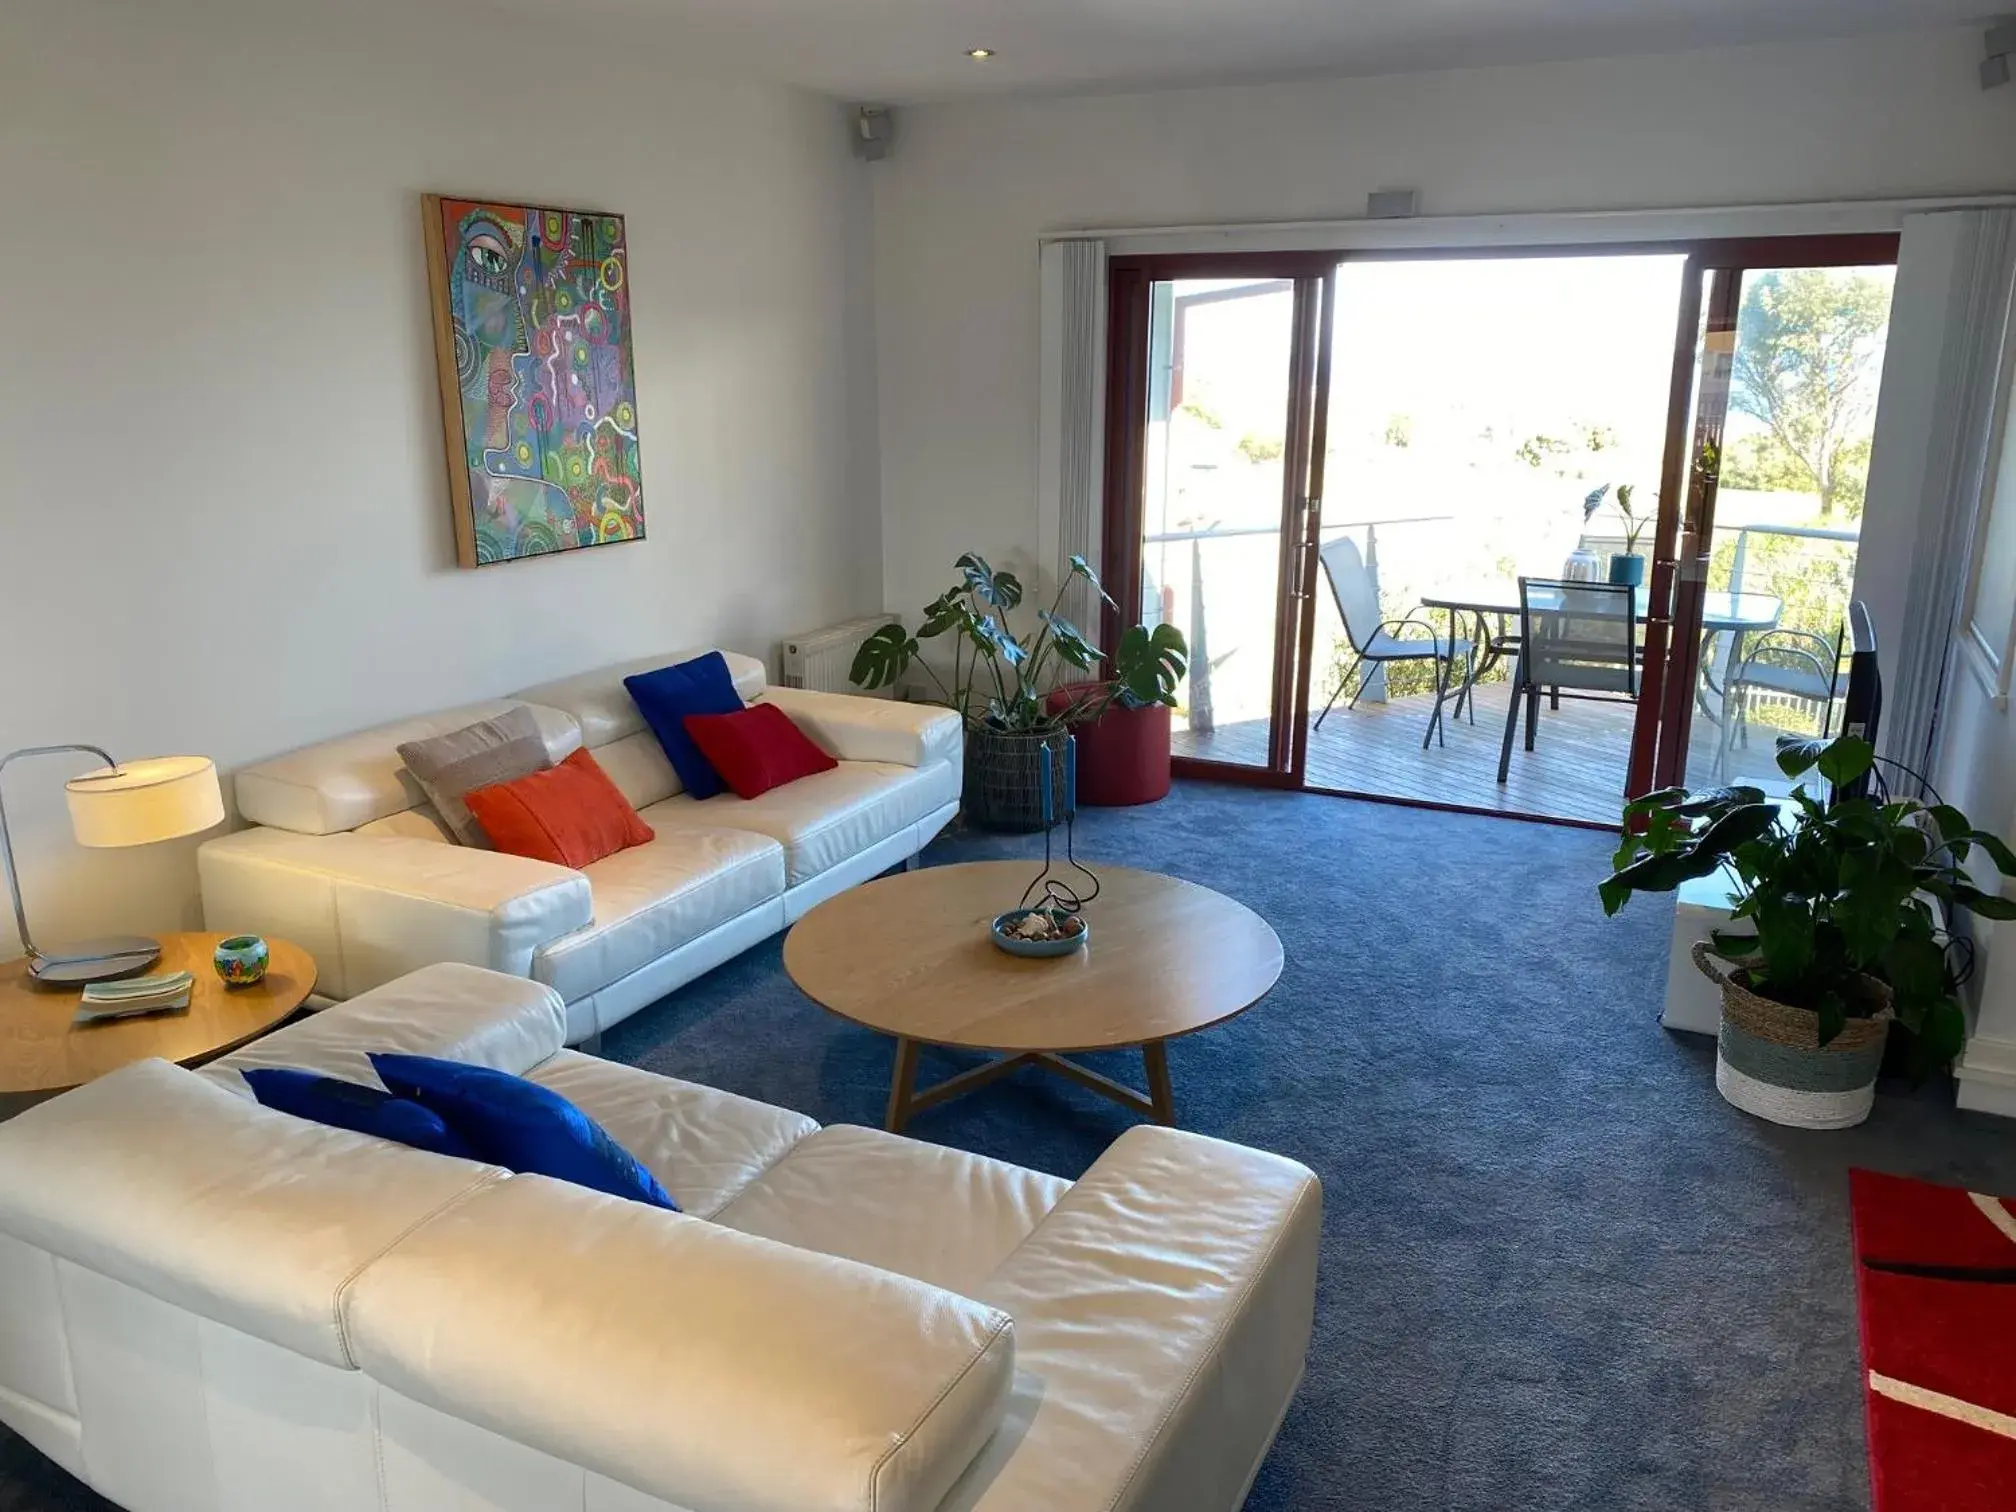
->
left=463, top=748, right=653, bottom=867
left=681, top=703, right=837, bottom=799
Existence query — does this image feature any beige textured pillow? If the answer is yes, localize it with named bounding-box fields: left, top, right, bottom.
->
left=396, top=707, right=553, bottom=847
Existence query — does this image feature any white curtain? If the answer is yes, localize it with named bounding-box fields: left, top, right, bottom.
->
left=1864, top=208, right=2016, bottom=785
left=1036, top=239, right=1108, bottom=638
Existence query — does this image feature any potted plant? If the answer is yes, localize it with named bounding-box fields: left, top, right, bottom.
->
left=850, top=553, right=1188, bottom=831
left=1601, top=732, right=2016, bottom=1129
left=1042, top=675, right=1174, bottom=807
left=1607, top=483, right=1647, bottom=587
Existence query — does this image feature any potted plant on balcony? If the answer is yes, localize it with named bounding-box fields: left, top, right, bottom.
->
left=849, top=553, right=1188, bottom=831
left=1607, top=483, right=1648, bottom=587
left=1600, top=732, right=2016, bottom=1129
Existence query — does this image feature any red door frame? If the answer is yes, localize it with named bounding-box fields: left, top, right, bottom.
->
left=1625, top=232, right=1900, bottom=797
left=1102, top=253, right=1336, bottom=789
left=1103, top=233, right=1902, bottom=819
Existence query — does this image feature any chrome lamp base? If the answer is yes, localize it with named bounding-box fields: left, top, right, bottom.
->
left=26, top=937, right=161, bottom=986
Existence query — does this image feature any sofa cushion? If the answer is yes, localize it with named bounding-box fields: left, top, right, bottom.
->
left=526, top=1050, right=818, bottom=1218
left=949, top=1126, right=1322, bottom=1512
left=236, top=700, right=580, bottom=836
left=625, top=653, right=747, bottom=800
left=516, top=649, right=768, bottom=751
left=241, top=1067, right=477, bottom=1160
left=714, top=1124, right=1071, bottom=1295
left=351, top=804, right=456, bottom=844
left=202, top=963, right=568, bottom=1098
left=464, top=749, right=654, bottom=868
left=0, top=1059, right=505, bottom=1369
left=341, top=1175, right=1015, bottom=1512
left=530, top=828, right=785, bottom=1004
left=588, top=727, right=682, bottom=810
left=684, top=703, right=839, bottom=799
left=641, top=760, right=945, bottom=888
left=395, top=706, right=554, bottom=847
left=372, top=1054, right=678, bottom=1211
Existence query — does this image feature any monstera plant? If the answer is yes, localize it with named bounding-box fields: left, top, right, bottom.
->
left=849, top=553, right=1187, bottom=733
left=849, top=553, right=1187, bottom=831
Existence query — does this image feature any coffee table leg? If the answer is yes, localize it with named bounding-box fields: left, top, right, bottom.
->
left=1143, top=1040, right=1175, bottom=1126
left=885, top=1036, right=920, bottom=1133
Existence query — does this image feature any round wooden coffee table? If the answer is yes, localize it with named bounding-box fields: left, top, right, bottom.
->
left=0, top=933, right=316, bottom=1102
left=784, top=861, right=1282, bottom=1131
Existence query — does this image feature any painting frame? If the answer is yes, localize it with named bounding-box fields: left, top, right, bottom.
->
left=421, top=194, right=648, bottom=569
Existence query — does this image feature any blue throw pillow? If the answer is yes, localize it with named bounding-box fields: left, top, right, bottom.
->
left=242, top=1067, right=477, bottom=1160
left=624, top=652, right=745, bottom=800
left=369, top=1053, right=679, bottom=1211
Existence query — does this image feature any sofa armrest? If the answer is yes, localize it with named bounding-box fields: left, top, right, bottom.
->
left=761, top=686, right=962, bottom=770
left=198, top=828, right=593, bottom=1000
left=946, top=1127, right=1321, bottom=1512
left=345, top=1175, right=1015, bottom=1512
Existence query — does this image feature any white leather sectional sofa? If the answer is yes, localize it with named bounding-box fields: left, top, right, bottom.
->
left=198, top=650, right=962, bottom=1044
left=0, top=965, right=1322, bottom=1512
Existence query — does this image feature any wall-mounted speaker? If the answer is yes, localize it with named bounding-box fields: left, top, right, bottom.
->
left=852, top=105, right=895, bottom=161
left=1366, top=188, right=1420, bottom=219
left=1984, top=18, right=2014, bottom=88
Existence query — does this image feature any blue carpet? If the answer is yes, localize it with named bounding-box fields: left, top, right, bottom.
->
left=4, top=781, right=2014, bottom=1511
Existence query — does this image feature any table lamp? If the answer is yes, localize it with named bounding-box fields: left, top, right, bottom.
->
left=1, top=745, right=226, bottom=984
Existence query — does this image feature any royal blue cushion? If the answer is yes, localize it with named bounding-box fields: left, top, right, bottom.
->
left=623, top=652, right=745, bottom=801
left=369, top=1053, right=679, bottom=1211
left=242, top=1067, right=477, bottom=1160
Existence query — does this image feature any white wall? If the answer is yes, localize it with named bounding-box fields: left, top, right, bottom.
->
left=871, top=27, right=2016, bottom=621
left=0, top=0, right=879, bottom=957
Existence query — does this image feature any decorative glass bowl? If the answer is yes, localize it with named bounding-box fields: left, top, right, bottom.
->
left=990, top=908, right=1089, bottom=958
left=213, top=934, right=270, bottom=987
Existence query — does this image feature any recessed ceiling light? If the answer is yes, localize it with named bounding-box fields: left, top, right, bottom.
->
left=965, top=47, right=996, bottom=60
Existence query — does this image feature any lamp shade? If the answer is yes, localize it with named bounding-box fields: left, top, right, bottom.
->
left=65, top=757, right=225, bottom=849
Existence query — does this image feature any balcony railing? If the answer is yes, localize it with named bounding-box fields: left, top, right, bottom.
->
left=1143, top=514, right=1859, bottom=730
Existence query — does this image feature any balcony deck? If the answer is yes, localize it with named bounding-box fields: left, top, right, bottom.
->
left=1174, top=680, right=1728, bottom=825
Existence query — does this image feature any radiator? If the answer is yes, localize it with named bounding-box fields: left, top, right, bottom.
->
left=779, top=615, right=896, bottom=698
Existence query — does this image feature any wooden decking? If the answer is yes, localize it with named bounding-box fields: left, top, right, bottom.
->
left=1174, top=681, right=1716, bottom=825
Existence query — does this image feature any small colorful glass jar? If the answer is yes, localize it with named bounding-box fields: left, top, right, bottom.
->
left=213, top=934, right=270, bottom=987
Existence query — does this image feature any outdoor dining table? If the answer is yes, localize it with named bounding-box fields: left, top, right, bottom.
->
left=1418, top=583, right=1785, bottom=726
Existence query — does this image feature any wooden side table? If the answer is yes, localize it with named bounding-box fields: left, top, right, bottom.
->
left=0, top=932, right=316, bottom=1105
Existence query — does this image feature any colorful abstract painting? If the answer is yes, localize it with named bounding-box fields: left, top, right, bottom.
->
left=422, top=196, right=645, bottom=567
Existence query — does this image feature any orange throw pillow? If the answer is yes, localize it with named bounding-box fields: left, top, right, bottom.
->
left=463, top=748, right=653, bottom=868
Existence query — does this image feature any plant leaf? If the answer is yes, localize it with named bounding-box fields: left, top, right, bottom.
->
left=1814, top=991, right=1847, bottom=1048
left=1951, top=881, right=2016, bottom=920
left=1673, top=785, right=1767, bottom=817
left=1968, top=830, right=2016, bottom=874
left=955, top=553, right=1024, bottom=611
left=1816, top=736, right=1875, bottom=788
left=966, top=613, right=1026, bottom=666
left=1775, top=735, right=1826, bottom=776
left=1038, top=609, right=1100, bottom=671
left=848, top=622, right=916, bottom=691
left=1112, top=622, right=1188, bottom=707
left=1066, top=554, right=1118, bottom=609
left=1926, top=805, right=1971, bottom=843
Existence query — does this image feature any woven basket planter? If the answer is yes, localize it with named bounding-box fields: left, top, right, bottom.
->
left=963, top=726, right=1073, bottom=833
left=1693, top=942, right=1892, bottom=1130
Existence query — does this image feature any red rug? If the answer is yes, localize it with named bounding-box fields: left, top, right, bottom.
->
left=1850, top=1169, right=2016, bottom=1510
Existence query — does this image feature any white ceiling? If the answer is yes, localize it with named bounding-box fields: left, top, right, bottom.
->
left=447, top=0, right=1981, bottom=102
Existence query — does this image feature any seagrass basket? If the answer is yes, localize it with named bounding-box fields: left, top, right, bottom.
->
left=1693, top=942, right=1892, bottom=1130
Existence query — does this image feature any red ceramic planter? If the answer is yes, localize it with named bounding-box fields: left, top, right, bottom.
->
left=1046, top=683, right=1173, bottom=807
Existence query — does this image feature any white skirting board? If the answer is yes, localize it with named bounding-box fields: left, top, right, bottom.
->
left=1957, top=1034, right=2016, bottom=1118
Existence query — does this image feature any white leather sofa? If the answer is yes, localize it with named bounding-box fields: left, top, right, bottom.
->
left=198, top=650, right=962, bottom=1044
left=0, top=964, right=1321, bottom=1512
